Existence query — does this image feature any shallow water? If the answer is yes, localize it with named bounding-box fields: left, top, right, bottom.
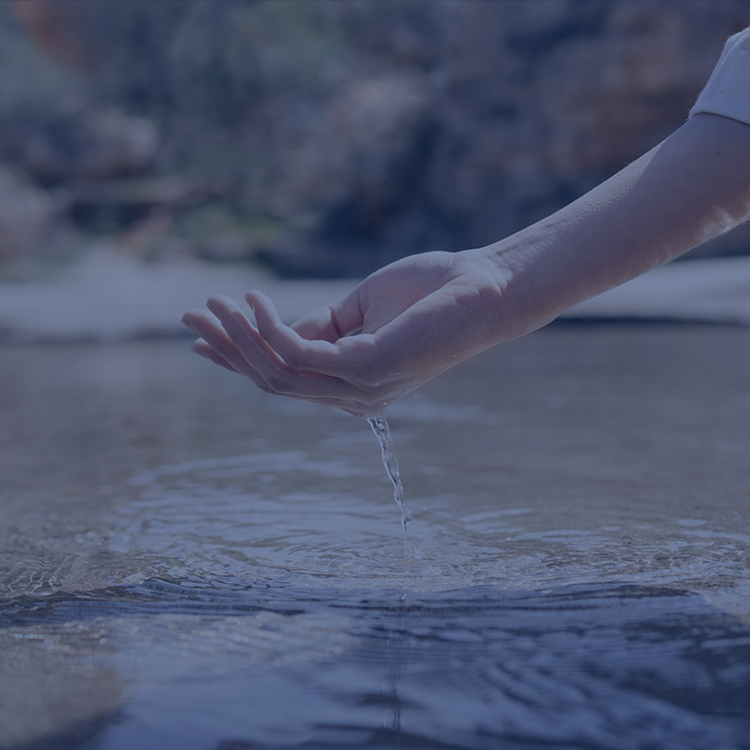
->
left=2, top=324, right=750, bottom=749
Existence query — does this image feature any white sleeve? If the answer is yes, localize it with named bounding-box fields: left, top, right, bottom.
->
left=690, top=28, right=750, bottom=126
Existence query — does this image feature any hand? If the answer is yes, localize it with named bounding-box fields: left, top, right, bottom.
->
left=181, top=249, right=511, bottom=417
left=182, top=114, right=750, bottom=419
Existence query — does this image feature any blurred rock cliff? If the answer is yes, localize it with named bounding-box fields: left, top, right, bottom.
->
left=1, top=0, right=749, bottom=277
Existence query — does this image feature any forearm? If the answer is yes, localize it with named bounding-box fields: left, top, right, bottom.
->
left=183, top=114, right=750, bottom=417
left=479, top=113, right=750, bottom=338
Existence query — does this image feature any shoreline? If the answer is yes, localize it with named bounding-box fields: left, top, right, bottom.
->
left=2, top=248, right=750, bottom=344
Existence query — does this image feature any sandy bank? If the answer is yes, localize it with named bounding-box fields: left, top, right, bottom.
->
left=0, top=248, right=358, bottom=343
left=1, top=249, right=750, bottom=343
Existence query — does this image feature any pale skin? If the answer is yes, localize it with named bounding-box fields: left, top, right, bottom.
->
left=182, top=113, right=750, bottom=418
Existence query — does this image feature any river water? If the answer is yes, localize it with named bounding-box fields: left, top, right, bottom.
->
left=1, top=324, right=750, bottom=749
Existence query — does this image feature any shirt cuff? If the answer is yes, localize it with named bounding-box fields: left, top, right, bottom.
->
left=690, top=28, right=750, bottom=127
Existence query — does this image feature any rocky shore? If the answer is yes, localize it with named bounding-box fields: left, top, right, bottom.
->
left=1, top=1, right=750, bottom=279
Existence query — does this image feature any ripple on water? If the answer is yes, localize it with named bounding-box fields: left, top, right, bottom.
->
left=2, top=577, right=749, bottom=750
left=110, top=451, right=750, bottom=607
left=4, top=331, right=750, bottom=749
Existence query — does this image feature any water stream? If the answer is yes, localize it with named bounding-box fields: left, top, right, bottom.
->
left=367, top=414, right=412, bottom=533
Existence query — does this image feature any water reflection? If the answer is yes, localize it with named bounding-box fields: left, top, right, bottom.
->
left=1, top=327, right=750, bottom=748
left=3, top=581, right=749, bottom=749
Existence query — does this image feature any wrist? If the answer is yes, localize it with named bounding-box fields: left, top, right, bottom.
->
left=467, top=221, right=568, bottom=341
left=462, top=238, right=559, bottom=343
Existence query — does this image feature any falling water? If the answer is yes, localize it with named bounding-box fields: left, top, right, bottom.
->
left=367, top=414, right=412, bottom=533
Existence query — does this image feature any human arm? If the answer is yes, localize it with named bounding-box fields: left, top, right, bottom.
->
left=182, top=112, right=750, bottom=417
left=483, top=111, right=750, bottom=333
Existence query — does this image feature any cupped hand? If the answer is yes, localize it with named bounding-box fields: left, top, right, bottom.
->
left=181, top=249, right=510, bottom=417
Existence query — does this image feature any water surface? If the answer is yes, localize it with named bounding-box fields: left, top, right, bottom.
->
left=1, top=324, right=750, bottom=749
